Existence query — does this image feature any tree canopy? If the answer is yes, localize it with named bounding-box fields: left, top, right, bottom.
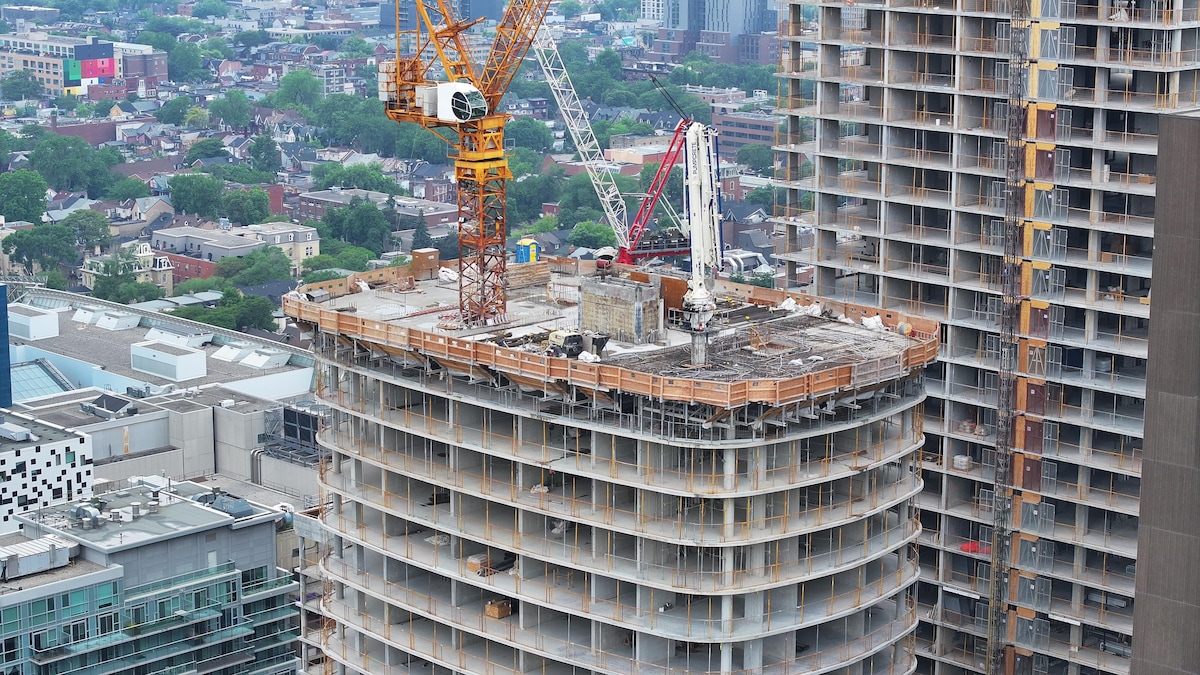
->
left=506, top=117, right=553, bottom=153
left=155, top=96, right=192, bottom=125
left=319, top=199, right=393, bottom=256
left=88, top=247, right=165, bottom=304
left=105, top=177, right=151, bottom=202
left=736, top=143, right=775, bottom=175
left=29, top=135, right=120, bottom=195
left=0, top=170, right=49, bottom=223
left=249, top=135, right=281, bottom=174
left=167, top=42, right=206, bottom=82
left=185, top=138, right=228, bottom=165
left=222, top=188, right=270, bottom=226
left=2, top=224, right=76, bottom=272
left=313, top=163, right=398, bottom=193
left=60, top=210, right=112, bottom=249
left=215, top=246, right=293, bottom=286
left=170, top=293, right=277, bottom=331
left=209, top=90, right=251, bottom=130
left=169, top=174, right=226, bottom=217
left=339, top=36, right=374, bottom=57
left=275, top=70, right=323, bottom=109
left=0, top=70, right=43, bottom=100
left=567, top=220, right=617, bottom=249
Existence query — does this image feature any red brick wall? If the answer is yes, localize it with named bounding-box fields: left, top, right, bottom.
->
left=166, top=253, right=217, bottom=282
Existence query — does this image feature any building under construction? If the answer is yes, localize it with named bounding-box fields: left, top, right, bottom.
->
left=286, top=262, right=939, bottom=674
left=774, top=0, right=1178, bottom=670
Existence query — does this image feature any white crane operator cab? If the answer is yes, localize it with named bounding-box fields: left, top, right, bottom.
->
left=417, top=82, right=489, bottom=123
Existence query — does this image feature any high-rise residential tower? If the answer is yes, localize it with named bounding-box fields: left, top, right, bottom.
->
left=776, top=0, right=1184, bottom=671
left=288, top=265, right=940, bottom=675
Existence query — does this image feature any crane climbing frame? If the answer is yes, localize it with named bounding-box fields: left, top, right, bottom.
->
left=382, top=0, right=553, bottom=327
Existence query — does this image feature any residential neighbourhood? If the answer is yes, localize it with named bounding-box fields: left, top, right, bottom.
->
left=0, top=0, right=784, bottom=319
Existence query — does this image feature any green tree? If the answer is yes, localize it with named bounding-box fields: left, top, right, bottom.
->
left=135, top=30, right=177, bottom=54
left=601, top=89, right=637, bottom=107
left=43, top=269, right=68, bottom=290
left=168, top=174, right=225, bottom=217
left=30, top=135, right=119, bottom=194
left=301, top=245, right=373, bottom=272
left=215, top=246, right=292, bottom=285
left=429, top=235, right=460, bottom=261
left=201, top=164, right=275, bottom=185
left=249, top=134, right=281, bottom=173
left=736, top=143, right=775, bottom=174
left=0, top=169, right=48, bottom=223
left=320, top=199, right=393, bottom=255
left=173, top=276, right=233, bottom=295
left=313, top=163, right=398, bottom=193
left=185, top=138, right=228, bottom=165
left=339, top=36, right=373, bottom=57
left=233, top=30, right=269, bottom=48
left=507, top=146, right=543, bottom=177
left=182, top=106, right=210, bottom=129
left=209, top=90, right=251, bottom=130
left=2, top=223, right=75, bottom=271
left=745, top=186, right=777, bottom=209
left=221, top=188, right=270, bottom=225
left=410, top=220, right=434, bottom=250
left=506, top=117, right=553, bottom=153
left=200, top=38, right=233, bottom=60
left=559, top=0, right=583, bottom=17
left=52, top=94, right=80, bottom=112
left=593, top=49, right=624, bottom=81
left=104, top=177, right=151, bottom=202
left=301, top=269, right=347, bottom=284
left=567, top=220, right=617, bottom=249
left=143, top=16, right=210, bottom=36
left=171, top=293, right=277, bottom=330
left=155, top=96, right=192, bottom=125
left=192, top=0, right=228, bottom=18
left=276, top=70, right=323, bottom=109
left=60, top=210, right=112, bottom=249
left=91, top=99, right=117, bottom=117
left=168, top=42, right=204, bottom=81
left=0, top=70, right=43, bottom=100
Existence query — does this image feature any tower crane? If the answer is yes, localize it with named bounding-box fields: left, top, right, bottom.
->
left=532, top=32, right=692, bottom=264
left=379, top=0, right=553, bottom=326
left=987, top=0, right=1031, bottom=670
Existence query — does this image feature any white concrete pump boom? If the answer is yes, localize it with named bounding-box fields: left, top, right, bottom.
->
left=680, top=122, right=722, bottom=367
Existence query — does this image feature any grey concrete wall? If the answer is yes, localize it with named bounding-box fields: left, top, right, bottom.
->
left=1132, top=112, right=1200, bottom=674
left=213, top=407, right=264, bottom=478
left=579, top=277, right=663, bottom=344
left=167, top=406, right=216, bottom=476
left=89, top=412, right=171, bottom=462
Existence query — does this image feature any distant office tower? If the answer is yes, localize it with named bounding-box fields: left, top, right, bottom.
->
left=776, top=0, right=1191, bottom=671
left=653, top=0, right=778, bottom=64
left=642, top=0, right=666, bottom=23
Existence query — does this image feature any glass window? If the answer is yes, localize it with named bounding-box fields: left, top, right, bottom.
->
left=98, top=612, right=118, bottom=635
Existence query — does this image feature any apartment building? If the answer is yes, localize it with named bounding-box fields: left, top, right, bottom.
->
left=775, top=0, right=1184, bottom=672
left=286, top=264, right=940, bottom=675
left=80, top=242, right=175, bottom=296
left=3, top=476, right=299, bottom=675
left=0, top=410, right=91, bottom=534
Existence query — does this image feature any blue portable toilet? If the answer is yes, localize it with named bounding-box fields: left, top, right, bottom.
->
left=516, top=238, right=540, bottom=263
